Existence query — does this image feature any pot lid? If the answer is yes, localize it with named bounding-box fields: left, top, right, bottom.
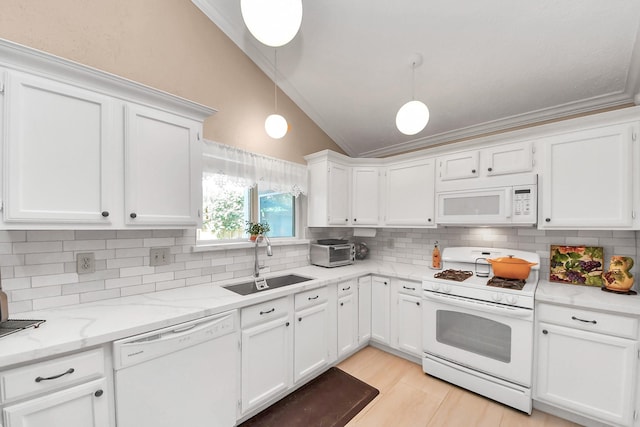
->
left=488, top=255, right=538, bottom=266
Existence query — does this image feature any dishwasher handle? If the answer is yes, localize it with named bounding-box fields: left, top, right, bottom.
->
left=113, top=310, right=237, bottom=370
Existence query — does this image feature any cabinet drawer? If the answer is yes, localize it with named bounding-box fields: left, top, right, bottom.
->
left=295, top=287, right=328, bottom=310
left=337, top=280, right=355, bottom=297
left=241, top=297, right=289, bottom=328
left=537, top=303, right=638, bottom=339
left=398, top=280, right=421, bottom=297
left=0, top=347, right=104, bottom=403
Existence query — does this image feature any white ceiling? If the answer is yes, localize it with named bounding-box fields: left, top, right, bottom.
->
left=192, top=0, right=640, bottom=158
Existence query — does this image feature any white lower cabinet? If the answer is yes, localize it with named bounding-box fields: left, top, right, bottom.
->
left=240, top=297, right=293, bottom=415
left=0, top=348, right=110, bottom=427
left=535, top=303, right=639, bottom=426
left=358, top=276, right=372, bottom=343
left=2, top=378, right=109, bottom=427
left=395, top=281, right=422, bottom=357
left=371, top=276, right=390, bottom=344
left=293, top=287, right=330, bottom=383
left=337, top=279, right=358, bottom=358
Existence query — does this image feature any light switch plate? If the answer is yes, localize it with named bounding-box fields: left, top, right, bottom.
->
left=150, top=247, right=171, bottom=266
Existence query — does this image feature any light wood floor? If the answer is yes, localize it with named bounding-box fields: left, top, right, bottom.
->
left=338, top=346, right=580, bottom=427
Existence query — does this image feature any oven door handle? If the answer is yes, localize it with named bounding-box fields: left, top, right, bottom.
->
left=422, top=291, right=533, bottom=319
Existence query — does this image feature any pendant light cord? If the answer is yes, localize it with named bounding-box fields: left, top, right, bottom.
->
left=411, top=61, right=416, bottom=101
left=274, top=49, right=278, bottom=113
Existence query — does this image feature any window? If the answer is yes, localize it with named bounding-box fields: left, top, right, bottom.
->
left=199, top=141, right=307, bottom=244
left=259, top=189, right=295, bottom=238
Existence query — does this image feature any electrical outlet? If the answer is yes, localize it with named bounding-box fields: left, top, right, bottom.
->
left=150, top=247, right=171, bottom=266
left=77, top=253, right=95, bottom=274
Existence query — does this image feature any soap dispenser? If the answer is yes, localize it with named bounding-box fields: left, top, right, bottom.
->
left=432, top=241, right=441, bottom=270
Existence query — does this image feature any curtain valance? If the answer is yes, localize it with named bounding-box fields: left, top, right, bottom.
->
left=202, top=140, right=307, bottom=197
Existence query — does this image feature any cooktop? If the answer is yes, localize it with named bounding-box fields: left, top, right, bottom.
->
left=0, top=319, right=45, bottom=339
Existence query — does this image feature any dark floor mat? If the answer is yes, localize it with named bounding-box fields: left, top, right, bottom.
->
left=240, top=367, right=379, bottom=427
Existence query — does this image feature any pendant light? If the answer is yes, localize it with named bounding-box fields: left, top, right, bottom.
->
left=265, top=49, right=288, bottom=139
left=241, top=0, right=303, bottom=47
left=396, top=54, right=430, bottom=136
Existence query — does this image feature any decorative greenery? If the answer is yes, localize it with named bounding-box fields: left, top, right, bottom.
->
left=245, top=221, right=271, bottom=236
left=202, top=187, right=245, bottom=239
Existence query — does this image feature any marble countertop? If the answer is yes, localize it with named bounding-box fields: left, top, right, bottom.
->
left=0, top=261, right=430, bottom=368
left=4, top=261, right=639, bottom=369
left=536, top=280, right=640, bottom=316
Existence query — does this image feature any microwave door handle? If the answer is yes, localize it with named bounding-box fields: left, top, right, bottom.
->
left=504, top=189, right=512, bottom=218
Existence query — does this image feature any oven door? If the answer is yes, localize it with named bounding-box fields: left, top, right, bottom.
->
left=422, top=290, right=533, bottom=387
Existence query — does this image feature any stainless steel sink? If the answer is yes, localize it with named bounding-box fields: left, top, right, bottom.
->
left=223, top=274, right=314, bottom=296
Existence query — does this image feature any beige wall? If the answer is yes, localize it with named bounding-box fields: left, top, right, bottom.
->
left=0, top=0, right=344, bottom=163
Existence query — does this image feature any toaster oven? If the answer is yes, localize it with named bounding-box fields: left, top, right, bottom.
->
left=310, top=243, right=355, bottom=267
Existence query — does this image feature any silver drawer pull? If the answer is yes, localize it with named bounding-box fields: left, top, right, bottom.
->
left=571, top=315, right=597, bottom=324
left=35, top=368, right=75, bottom=383
left=259, top=308, right=275, bottom=315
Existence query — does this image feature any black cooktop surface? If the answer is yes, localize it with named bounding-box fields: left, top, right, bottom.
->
left=0, top=319, right=45, bottom=339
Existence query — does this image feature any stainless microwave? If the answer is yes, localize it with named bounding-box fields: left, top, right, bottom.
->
left=310, top=243, right=355, bottom=267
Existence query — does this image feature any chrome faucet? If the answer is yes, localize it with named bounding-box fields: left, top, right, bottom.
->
left=254, top=235, right=273, bottom=277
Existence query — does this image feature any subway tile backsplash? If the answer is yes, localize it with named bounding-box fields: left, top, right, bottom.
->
left=3, top=229, right=310, bottom=314
left=3, top=227, right=639, bottom=314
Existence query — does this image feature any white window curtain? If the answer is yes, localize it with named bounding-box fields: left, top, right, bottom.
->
left=202, top=139, right=307, bottom=197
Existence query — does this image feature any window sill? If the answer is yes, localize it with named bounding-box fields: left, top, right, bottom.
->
left=192, top=238, right=311, bottom=253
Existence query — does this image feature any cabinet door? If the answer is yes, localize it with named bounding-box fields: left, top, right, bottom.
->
left=294, top=302, right=330, bottom=383
left=358, top=276, right=372, bottom=343
left=536, top=322, right=637, bottom=426
left=371, top=276, right=390, bottom=344
left=384, top=159, right=435, bottom=226
left=3, top=378, right=109, bottom=427
left=327, top=162, right=350, bottom=225
left=396, top=294, right=422, bottom=357
left=541, top=123, right=635, bottom=228
left=124, top=104, right=202, bottom=226
left=337, top=293, right=357, bottom=358
left=482, top=141, right=533, bottom=176
left=351, top=167, right=379, bottom=225
left=241, top=316, right=293, bottom=413
left=4, top=71, right=113, bottom=224
left=437, top=151, right=479, bottom=181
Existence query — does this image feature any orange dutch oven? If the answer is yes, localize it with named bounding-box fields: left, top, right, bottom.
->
left=487, top=256, right=538, bottom=280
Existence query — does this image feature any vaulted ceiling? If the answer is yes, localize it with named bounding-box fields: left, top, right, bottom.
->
left=193, top=0, right=640, bottom=157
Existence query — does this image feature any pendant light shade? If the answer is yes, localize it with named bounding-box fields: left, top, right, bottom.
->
left=265, top=114, right=288, bottom=139
left=241, top=0, right=303, bottom=47
left=396, top=100, right=430, bottom=136
left=396, top=54, right=430, bottom=135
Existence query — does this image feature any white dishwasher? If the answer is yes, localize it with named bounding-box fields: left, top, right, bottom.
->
left=113, top=310, right=238, bottom=427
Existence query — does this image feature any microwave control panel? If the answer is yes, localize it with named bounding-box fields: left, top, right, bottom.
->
left=513, top=186, right=535, bottom=221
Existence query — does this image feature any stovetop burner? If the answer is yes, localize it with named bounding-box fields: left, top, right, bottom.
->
left=487, top=276, right=526, bottom=290
left=0, top=319, right=45, bottom=339
left=434, top=269, right=473, bottom=282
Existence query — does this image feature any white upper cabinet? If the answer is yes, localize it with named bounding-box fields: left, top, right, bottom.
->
left=539, top=122, right=637, bottom=229
left=351, top=167, right=379, bottom=225
left=438, top=150, right=479, bottom=181
left=306, top=153, right=380, bottom=227
left=124, top=104, right=202, bottom=226
left=437, top=141, right=533, bottom=182
left=383, top=158, right=435, bottom=226
left=4, top=71, right=114, bottom=225
left=483, top=141, right=533, bottom=176
left=0, top=43, right=214, bottom=229
left=327, top=161, right=350, bottom=225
